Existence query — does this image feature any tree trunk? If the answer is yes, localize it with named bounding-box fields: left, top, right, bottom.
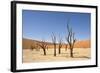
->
left=54, top=44, right=56, bottom=56
left=58, top=47, right=61, bottom=54
left=43, top=48, right=46, bottom=55
left=65, top=45, right=67, bottom=51
left=70, top=48, right=73, bottom=57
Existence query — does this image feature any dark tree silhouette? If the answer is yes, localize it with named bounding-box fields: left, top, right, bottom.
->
left=58, top=35, right=63, bottom=54
left=51, top=33, right=57, bottom=56
left=38, top=40, right=47, bottom=55
left=66, top=24, right=76, bottom=57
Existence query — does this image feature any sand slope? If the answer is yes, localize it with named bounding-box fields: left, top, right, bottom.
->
left=23, top=38, right=90, bottom=49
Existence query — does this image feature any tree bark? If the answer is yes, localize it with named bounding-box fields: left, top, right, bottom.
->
left=54, top=44, right=56, bottom=56
left=43, top=48, right=46, bottom=55
left=58, top=48, right=61, bottom=54
left=70, top=48, right=73, bottom=57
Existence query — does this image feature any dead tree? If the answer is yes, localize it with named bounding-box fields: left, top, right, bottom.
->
left=66, top=24, right=76, bottom=57
left=65, top=44, right=68, bottom=51
left=35, top=43, right=40, bottom=51
left=30, top=44, right=36, bottom=51
left=58, top=35, right=63, bottom=54
left=38, top=40, right=47, bottom=55
left=51, top=33, right=57, bottom=56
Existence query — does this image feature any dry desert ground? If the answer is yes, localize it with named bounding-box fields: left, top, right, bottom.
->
left=22, top=48, right=91, bottom=63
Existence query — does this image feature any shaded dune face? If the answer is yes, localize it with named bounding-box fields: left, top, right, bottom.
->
left=22, top=38, right=91, bottom=49
left=22, top=38, right=33, bottom=49
left=22, top=38, right=53, bottom=49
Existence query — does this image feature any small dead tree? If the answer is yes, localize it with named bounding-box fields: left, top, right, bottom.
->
left=30, top=44, right=36, bottom=51
left=51, top=33, right=57, bottom=56
left=58, top=35, right=63, bottom=54
left=66, top=24, right=76, bottom=57
left=38, top=40, right=47, bottom=55
left=65, top=44, right=68, bottom=51
left=35, top=43, right=40, bottom=51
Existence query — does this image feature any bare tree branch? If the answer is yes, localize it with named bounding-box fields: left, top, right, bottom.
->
left=58, top=35, right=63, bottom=54
left=38, top=40, right=47, bottom=55
left=66, top=23, right=76, bottom=58
left=51, top=32, right=57, bottom=56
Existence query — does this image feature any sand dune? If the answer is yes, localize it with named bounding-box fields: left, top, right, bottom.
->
left=23, top=38, right=90, bottom=49
left=74, top=40, right=90, bottom=48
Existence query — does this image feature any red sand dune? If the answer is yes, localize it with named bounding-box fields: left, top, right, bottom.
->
left=74, top=40, right=91, bottom=48
left=23, top=38, right=90, bottom=49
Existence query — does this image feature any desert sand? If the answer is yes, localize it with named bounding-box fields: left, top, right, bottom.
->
left=23, top=48, right=91, bottom=63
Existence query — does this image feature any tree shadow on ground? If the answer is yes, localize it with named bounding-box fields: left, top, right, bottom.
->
left=73, top=56, right=90, bottom=59
left=61, top=52, right=79, bottom=54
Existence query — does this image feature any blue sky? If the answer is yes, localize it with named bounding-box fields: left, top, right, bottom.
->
left=22, top=10, right=91, bottom=42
